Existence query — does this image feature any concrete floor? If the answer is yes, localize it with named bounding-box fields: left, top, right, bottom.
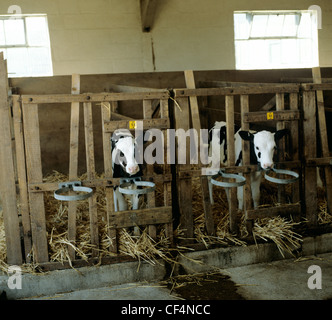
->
left=25, top=252, right=332, bottom=300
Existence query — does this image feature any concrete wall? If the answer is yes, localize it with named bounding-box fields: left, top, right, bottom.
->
left=0, top=0, right=331, bottom=75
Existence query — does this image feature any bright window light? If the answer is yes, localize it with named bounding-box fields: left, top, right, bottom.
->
left=234, top=11, right=319, bottom=70
left=0, top=14, right=53, bottom=77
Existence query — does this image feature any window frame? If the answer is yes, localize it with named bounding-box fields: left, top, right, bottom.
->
left=234, top=10, right=319, bottom=70
left=0, top=13, right=53, bottom=77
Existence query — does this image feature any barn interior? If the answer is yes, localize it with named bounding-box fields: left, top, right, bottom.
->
left=0, top=0, right=332, bottom=300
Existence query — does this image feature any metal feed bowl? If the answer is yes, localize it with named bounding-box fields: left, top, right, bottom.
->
left=118, top=180, right=156, bottom=195
left=264, top=168, right=299, bottom=185
left=210, top=170, right=246, bottom=188
left=54, top=181, right=93, bottom=201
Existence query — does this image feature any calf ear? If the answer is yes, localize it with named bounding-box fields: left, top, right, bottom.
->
left=274, top=128, right=288, bottom=141
left=219, top=126, right=227, bottom=144
left=238, top=131, right=254, bottom=141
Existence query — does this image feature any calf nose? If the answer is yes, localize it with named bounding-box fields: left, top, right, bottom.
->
left=127, top=165, right=139, bottom=175
left=262, top=163, right=274, bottom=170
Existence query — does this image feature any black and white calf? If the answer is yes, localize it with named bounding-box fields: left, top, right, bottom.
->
left=208, top=121, right=287, bottom=209
left=111, top=130, right=142, bottom=211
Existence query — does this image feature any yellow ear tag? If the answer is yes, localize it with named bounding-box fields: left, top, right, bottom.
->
left=129, top=121, right=137, bottom=129
left=267, top=112, right=274, bottom=120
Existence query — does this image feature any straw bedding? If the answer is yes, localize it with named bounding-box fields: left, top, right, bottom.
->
left=0, top=171, right=331, bottom=273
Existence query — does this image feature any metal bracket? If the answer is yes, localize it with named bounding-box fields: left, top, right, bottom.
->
left=210, top=170, right=246, bottom=188
left=118, top=177, right=156, bottom=195
left=264, top=168, right=299, bottom=185
left=54, top=181, right=93, bottom=201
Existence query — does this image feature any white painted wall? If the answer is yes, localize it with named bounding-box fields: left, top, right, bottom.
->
left=0, top=0, right=331, bottom=75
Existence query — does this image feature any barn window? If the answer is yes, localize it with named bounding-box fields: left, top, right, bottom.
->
left=0, top=14, right=53, bottom=77
left=234, top=11, right=319, bottom=70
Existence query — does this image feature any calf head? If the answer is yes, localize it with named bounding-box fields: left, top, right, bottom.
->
left=239, top=129, right=288, bottom=170
left=111, top=132, right=140, bottom=176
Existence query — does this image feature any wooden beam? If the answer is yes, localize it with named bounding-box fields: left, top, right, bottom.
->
left=110, top=206, right=172, bottom=229
left=174, top=84, right=300, bottom=98
left=140, top=0, right=158, bottom=32
left=243, top=110, right=300, bottom=123
left=104, top=118, right=169, bottom=132
left=21, top=91, right=170, bottom=104
left=246, top=203, right=301, bottom=220
left=0, top=53, right=22, bottom=265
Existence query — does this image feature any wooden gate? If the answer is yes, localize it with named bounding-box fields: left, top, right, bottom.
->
left=8, top=75, right=173, bottom=267
left=173, top=71, right=332, bottom=239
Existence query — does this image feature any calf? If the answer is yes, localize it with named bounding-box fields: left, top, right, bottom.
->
left=111, top=130, right=141, bottom=211
left=208, top=121, right=287, bottom=209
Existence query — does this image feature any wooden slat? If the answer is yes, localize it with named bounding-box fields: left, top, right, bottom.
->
left=21, top=91, right=170, bottom=104
left=101, top=102, right=117, bottom=253
left=12, top=95, right=32, bottom=262
left=276, top=93, right=286, bottom=204
left=301, top=83, right=332, bottom=91
left=143, top=99, right=157, bottom=239
left=246, top=203, right=301, bottom=220
left=174, top=97, right=193, bottom=241
left=241, top=95, right=253, bottom=233
left=28, top=173, right=173, bottom=192
left=312, top=66, right=332, bottom=214
left=173, top=84, right=300, bottom=98
left=160, top=98, right=173, bottom=241
left=104, top=118, right=169, bottom=132
left=225, top=95, right=238, bottom=234
left=243, top=110, right=300, bottom=123
left=303, top=91, right=317, bottom=225
left=289, top=93, right=300, bottom=216
left=110, top=206, right=172, bottom=229
left=184, top=70, right=214, bottom=236
left=22, top=103, right=49, bottom=263
left=0, top=55, right=22, bottom=265
left=306, top=157, right=332, bottom=166
left=83, top=102, right=99, bottom=256
left=68, top=74, right=80, bottom=260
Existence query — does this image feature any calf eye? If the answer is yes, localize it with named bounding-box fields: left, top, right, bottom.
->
left=119, top=151, right=124, bottom=157
left=256, top=146, right=259, bottom=150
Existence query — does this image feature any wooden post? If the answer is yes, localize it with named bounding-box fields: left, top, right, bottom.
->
left=312, top=67, right=332, bottom=214
left=289, top=93, right=300, bottom=220
left=143, top=99, right=157, bottom=239
left=225, top=95, right=238, bottom=234
left=12, top=95, right=32, bottom=262
left=83, top=102, right=99, bottom=256
left=0, top=53, right=22, bottom=265
left=241, top=95, right=253, bottom=233
left=68, top=74, right=80, bottom=260
left=276, top=93, right=286, bottom=204
left=184, top=70, right=215, bottom=236
left=303, top=91, right=317, bottom=226
left=22, top=103, right=49, bottom=263
left=174, top=97, right=193, bottom=241
left=101, top=102, right=117, bottom=253
left=160, top=98, right=173, bottom=241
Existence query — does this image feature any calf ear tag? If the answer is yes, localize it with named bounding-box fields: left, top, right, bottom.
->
left=267, top=112, right=274, bottom=120
left=129, top=121, right=137, bottom=129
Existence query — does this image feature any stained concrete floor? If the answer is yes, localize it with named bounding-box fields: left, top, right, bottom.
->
left=23, top=252, right=332, bottom=300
